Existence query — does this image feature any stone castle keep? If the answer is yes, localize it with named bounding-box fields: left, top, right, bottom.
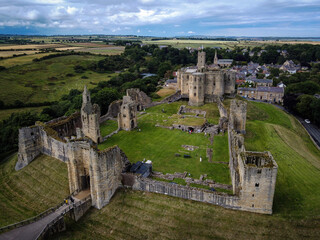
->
left=16, top=85, right=278, bottom=214
left=177, top=51, right=236, bottom=106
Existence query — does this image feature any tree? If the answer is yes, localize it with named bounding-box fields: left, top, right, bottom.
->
left=157, top=61, right=172, bottom=78
left=296, top=95, right=314, bottom=119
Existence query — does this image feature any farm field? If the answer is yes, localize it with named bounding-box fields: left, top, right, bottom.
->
left=0, top=54, right=116, bottom=104
left=0, top=52, right=55, bottom=68
left=0, top=44, right=65, bottom=50
left=142, top=39, right=270, bottom=49
left=73, top=46, right=124, bottom=55
left=0, top=154, right=69, bottom=227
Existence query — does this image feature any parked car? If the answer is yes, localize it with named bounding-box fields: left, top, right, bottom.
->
left=305, top=119, right=311, bottom=124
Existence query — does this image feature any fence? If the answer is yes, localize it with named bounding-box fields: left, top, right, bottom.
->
left=36, top=195, right=92, bottom=240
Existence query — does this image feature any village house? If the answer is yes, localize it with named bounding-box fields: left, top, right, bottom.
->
left=237, top=86, right=284, bottom=104
left=246, top=78, right=273, bottom=87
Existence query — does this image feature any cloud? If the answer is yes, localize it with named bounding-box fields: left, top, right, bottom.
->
left=0, top=0, right=319, bottom=36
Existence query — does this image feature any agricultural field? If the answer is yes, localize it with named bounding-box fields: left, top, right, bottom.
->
left=73, top=46, right=124, bottom=55
left=0, top=154, right=69, bottom=227
left=0, top=52, right=55, bottom=68
left=0, top=54, right=116, bottom=105
left=142, top=39, right=270, bottom=49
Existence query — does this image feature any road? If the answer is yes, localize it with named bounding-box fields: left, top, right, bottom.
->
left=0, top=202, right=73, bottom=240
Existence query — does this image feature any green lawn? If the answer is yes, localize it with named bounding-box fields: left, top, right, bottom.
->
left=100, top=120, right=118, bottom=137
left=0, top=154, right=69, bottom=227
left=99, top=102, right=230, bottom=184
left=0, top=54, right=113, bottom=105
left=212, top=134, right=229, bottom=162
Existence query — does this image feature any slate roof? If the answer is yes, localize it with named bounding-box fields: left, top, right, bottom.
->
left=257, top=86, right=284, bottom=93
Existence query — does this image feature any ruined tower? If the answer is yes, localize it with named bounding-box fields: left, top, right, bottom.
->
left=229, top=100, right=247, bottom=134
left=118, top=96, right=138, bottom=131
left=188, top=73, right=205, bottom=106
left=81, top=86, right=101, bottom=143
left=197, top=51, right=206, bottom=69
left=214, top=50, right=218, bottom=65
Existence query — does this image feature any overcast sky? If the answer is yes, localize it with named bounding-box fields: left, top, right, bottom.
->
left=0, top=0, right=320, bottom=37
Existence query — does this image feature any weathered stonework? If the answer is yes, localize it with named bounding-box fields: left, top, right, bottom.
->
left=177, top=51, right=236, bottom=106
left=117, top=96, right=138, bottom=131
left=81, top=86, right=101, bottom=143
left=229, top=100, right=247, bottom=134
left=126, top=88, right=152, bottom=110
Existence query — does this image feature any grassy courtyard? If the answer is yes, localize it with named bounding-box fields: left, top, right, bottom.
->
left=100, top=120, right=118, bottom=137
left=99, top=101, right=230, bottom=184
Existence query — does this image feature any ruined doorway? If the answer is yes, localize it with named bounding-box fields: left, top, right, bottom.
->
left=131, top=120, right=135, bottom=129
left=188, top=127, right=194, bottom=133
left=80, top=175, right=90, bottom=190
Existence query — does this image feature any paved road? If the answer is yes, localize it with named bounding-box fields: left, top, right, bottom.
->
left=298, top=118, right=320, bottom=147
left=0, top=202, right=73, bottom=240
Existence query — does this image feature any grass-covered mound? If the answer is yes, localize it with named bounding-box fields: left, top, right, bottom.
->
left=99, top=101, right=230, bottom=183
left=245, top=101, right=320, bottom=218
left=0, top=154, right=69, bottom=227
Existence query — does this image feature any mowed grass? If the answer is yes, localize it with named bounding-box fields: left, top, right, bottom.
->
left=55, top=189, right=320, bottom=240
left=100, top=120, right=118, bottom=137
left=0, top=54, right=114, bottom=104
left=0, top=106, right=47, bottom=122
left=245, top=101, right=320, bottom=218
left=99, top=102, right=230, bottom=183
left=0, top=154, right=69, bottom=227
left=0, top=52, right=55, bottom=68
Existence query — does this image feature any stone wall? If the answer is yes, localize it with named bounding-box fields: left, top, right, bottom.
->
left=227, top=100, right=278, bottom=214
left=229, top=100, right=247, bottom=134
left=47, top=113, right=82, bottom=139
left=118, top=96, right=138, bottom=131
left=89, top=146, right=130, bottom=209
left=178, top=105, right=206, bottom=117
left=128, top=176, right=241, bottom=211
left=81, top=86, right=101, bottom=143
left=126, top=88, right=152, bottom=110
left=16, top=126, right=42, bottom=170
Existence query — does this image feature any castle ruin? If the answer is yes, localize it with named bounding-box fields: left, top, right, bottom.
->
left=16, top=86, right=277, bottom=214
left=117, top=96, right=138, bottom=131
left=177, top=51, right=236, bottom=106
